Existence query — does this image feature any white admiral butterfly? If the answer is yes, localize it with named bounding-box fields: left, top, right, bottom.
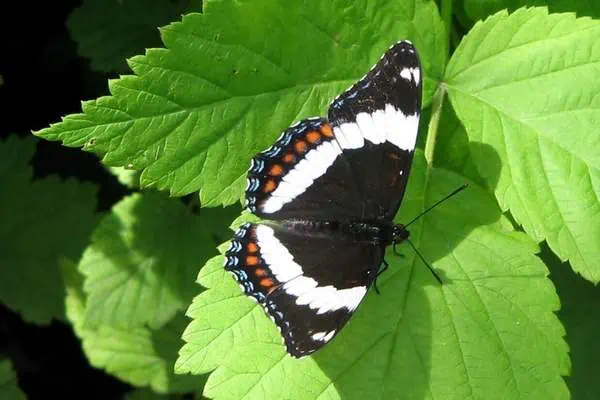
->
left=225, top=41, right=426, bottom=358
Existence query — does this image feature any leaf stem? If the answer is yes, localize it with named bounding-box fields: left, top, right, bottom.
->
left=424, top=84, right=446, bottom=166
left=425, top=0, right=451, bottom=166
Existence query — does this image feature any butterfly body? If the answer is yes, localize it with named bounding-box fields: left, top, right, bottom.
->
left=225, top=40, right=422, bottom=358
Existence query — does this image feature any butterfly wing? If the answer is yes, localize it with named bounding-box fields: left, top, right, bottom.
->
left=245, top=118, right=363, bottom=220
left=245, top=41, right=422, bottom=221
left=328, top=40, right=422, bottom=220
left=224, top=222, right=383, bottom=358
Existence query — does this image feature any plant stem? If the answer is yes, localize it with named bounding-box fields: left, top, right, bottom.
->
left=425, top=0, right=452, bottom=166
left=424, top=85, right=446, bottom=167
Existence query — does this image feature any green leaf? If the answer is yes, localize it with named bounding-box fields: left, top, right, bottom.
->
left=445, top=7, right=600, bottom=283
left=462, top=0, right=600, bottom=25
left=0, top=136, right=99, bottom=323
left=543, top=245, right=600, bottom=399
left=62, top=259, right=207, bottom=394
left=36, top=0, right=447, bottom=206
left=67, top=0, right=201, bottom=74
left=176, top=151, right=568, bottom=399
left=107, top=166, right=141, bottom=189
left=79, top=191, right=236, bottom=329
left=433, top=99, right=487, bottom=186
left=0, top=359, right=26, bottom=400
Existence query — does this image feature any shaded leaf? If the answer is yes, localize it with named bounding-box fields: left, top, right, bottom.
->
left=79, top=192, right=236, bottom=329
left=0, top=359, right=26, bottom=400
left=62, top=259, right=207, bottom=394
left=433, top=98, right=487, bottom=186
left=543, top=244, right=600, bottom=400
left=67, top=0, right=201, bottom=73
left=0, top=136, right=99, bottom=323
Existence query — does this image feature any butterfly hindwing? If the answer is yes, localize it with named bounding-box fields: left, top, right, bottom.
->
left=224, top=222, right=384, bottom=358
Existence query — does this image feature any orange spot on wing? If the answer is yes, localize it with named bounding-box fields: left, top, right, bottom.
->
left=269, top=164, right=284, bottom=176
left=263, top=179, right=277, bottom=193
left=306, top=131, right=321, bottom=144
left=282, top=153, right=295, bottom=163
left=259, top=278, right=275, bottom=291
left=246, top=256, right=259, bottom=266
left=294, top=140, right=308, bottom=154
left=255, top=268, right=268, bottom=277
left=246, top=242, right=258, bottom=253
left=320, top=123, right=333, bottom=137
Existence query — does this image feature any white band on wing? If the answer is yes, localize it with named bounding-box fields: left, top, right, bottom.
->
left=260, top=140, right=342, bottom=213
left=334, top=105, right=419, bottom=151
left=256, top=225, right=367, bottom=315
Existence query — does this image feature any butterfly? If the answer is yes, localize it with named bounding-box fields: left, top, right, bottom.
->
left=225, top=40, right=424, bottom=358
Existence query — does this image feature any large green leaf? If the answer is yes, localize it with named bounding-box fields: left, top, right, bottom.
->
left=0, top=359, right=26, bottom=400
left=79, top=191, right=237, bottom=329
left=176, top=151, right=568, bottom=399
left=62, top=259, right=207, bottom=394
left=67, top=0, right=201, bottom=73
left=35, top=0, right=446, bottom=206
left=0, top=136, right=99, bottom=323
left=445, top=7, right=600, bottom=283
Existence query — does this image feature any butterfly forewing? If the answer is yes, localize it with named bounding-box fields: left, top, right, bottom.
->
left=245, top=118, right=363, bottom=220
left=328, top=41, right=422, bottom=219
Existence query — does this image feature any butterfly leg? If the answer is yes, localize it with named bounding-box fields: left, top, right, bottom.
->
left=392, top=241, right=405, bottom=257
left=373, top=259, right=390, bottom=294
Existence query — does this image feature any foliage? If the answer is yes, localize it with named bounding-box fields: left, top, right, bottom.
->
left=0, top=136, right=99, bottom=324
left=36, top=0, right=447, bottom=206
left=2, top=0, right=599, bottom=398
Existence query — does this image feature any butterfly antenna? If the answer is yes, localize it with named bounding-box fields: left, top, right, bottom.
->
left=405, top=184, right=469, bottom=228
left=405, top=239, right=442, bottom=285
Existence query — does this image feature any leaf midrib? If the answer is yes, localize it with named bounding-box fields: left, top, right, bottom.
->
left=58, top=76, right=355, bottom=138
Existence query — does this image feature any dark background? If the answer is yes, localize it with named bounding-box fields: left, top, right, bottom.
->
left=0, top=1, right=132, bottom=398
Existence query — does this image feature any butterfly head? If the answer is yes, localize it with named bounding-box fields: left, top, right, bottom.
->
left=391, top=224, right=409, bottom=244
